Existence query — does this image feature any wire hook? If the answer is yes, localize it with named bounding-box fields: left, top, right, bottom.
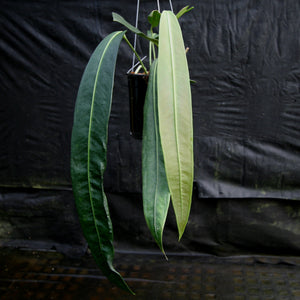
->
left=157, top=0, right=161, bottom=12
left=168, top=0, right=173, bottom=12
left=157, top=0, right=174, bottom=12
left=131, top=0, right=174, bottom=71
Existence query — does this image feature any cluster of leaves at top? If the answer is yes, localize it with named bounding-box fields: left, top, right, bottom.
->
left=71, top=5, right=194, bottom=294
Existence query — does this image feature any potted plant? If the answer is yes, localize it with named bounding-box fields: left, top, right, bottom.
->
left=71, top=5, right=194, bottom=294
left=127, top=71, right=148, bottom=139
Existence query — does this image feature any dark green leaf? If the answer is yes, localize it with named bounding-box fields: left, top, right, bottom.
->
left=71, top=31, right=134, bottom=295
left=142, top=60, right=170, bottom=255
left=113, top=12, right=158, bottom=46
left=148, top=10, right=161, bottom=28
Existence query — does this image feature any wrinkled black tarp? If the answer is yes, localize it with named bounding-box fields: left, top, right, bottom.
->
left=1, top=0, right=300, bottom=199
left=1, top=188, right=299, bottom=256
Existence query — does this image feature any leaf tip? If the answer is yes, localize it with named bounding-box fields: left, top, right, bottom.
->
left=163, top=250, right=169, bottom=261
left=177, top=223, right=187, bottom=241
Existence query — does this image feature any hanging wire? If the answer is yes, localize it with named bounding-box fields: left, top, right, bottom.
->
left=157, top=0, right=160, bottom=12
left=131, top=0, right=140, bottom=70
left=157, top=0, right=173, bottom=12
left=130, top=0, right=174, bottom=72
left=169, top=0, right=173, bottom=12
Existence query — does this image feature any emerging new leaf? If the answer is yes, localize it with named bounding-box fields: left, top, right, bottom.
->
left=176, top=5, right=194, bottom=19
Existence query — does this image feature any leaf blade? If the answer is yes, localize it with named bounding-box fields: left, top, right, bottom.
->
left=142, top=60, right=170, bottom=255
left=148, top=10, right=161, bottom=28
left=71, top=31, right=133, bottom=294
left=157, top=11, right=194, bottom=240
left=113, top=12, right=158, bottom=45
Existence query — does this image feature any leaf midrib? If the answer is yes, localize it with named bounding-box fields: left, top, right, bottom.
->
left=152, top=62, right=159, bottom=238
left=87, top=32, right=121, bottom=251
left=166, top=14, right=183, bottom=222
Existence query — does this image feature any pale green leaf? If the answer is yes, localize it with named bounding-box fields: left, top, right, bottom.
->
left=157, top=11, right=194, bottom=240
left=142, top=60, right=170, bottom=256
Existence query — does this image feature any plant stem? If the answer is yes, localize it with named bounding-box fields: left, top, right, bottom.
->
left=149, top=42, right=152, bottom=66
left=149, top=28, right=154, bottom=67
left=152, top=43, right=157, bottom=60
left=123, top=34, right=148, bottom=74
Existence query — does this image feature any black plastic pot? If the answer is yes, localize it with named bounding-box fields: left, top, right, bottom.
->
left=127, top=73, right=148, bottom=139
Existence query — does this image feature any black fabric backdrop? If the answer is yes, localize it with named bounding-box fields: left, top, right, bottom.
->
left=0, top=0, right=300, bottom=255
left=1, top=0, right=300, bottom=198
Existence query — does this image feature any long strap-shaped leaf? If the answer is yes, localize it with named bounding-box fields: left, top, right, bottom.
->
left=142, top=60, right=170, bottom=255
left=157, top=11, right=194, bottom=240
left=71, top=31, right=133, bottom=294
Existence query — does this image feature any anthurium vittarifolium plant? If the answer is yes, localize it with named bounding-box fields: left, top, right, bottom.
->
left=71, top=6, right=194, bottom=294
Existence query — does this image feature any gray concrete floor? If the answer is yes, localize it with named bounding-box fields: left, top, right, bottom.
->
left=0, top=248, right=299, bottom=299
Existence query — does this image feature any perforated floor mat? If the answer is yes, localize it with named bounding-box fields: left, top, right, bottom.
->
left=0, top=249, right=299, bottom=299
